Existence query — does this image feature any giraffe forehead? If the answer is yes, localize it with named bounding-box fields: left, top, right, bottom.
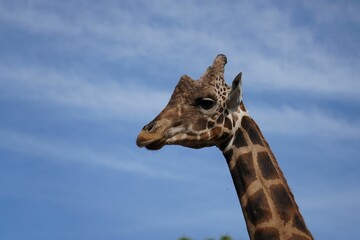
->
left=173, top=74, right=230, bottom=100
left=215, top=82, right=231, bottom=102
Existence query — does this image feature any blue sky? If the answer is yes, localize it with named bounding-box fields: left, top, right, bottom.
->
left=0, top=1, right=359, bottom=239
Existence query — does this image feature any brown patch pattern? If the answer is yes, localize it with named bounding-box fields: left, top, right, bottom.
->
left=257, top=151, right=279, bottom=180
left=244, top=189, right=272, bottom=226
left=224, top=117, right=232, bottom=130
left=231, top=152, right=256, bottom=196
left=253, top=227, right=280, bottom=240
left=241, top=116, right=264, bottom=146
left=223, top=149, right=233, bottom=164
left=207, top=121, right=215, bottom=128
left=233, top=128, right=247, bottom=148
left=216, top=114, right=224, bottom=124
left=218, top=132, right=232, bottom=151
left=293, top=214, right=308, bottom=233
left=270, top=184, right=295, bottom=223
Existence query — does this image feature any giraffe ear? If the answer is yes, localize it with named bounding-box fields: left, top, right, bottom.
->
left=226, top=72, right=243, bottom=112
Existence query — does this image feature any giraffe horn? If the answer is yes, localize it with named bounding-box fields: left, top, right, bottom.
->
left=213, top=54, right=227, bottom=68
left=200, top=54, right=227, bottom=84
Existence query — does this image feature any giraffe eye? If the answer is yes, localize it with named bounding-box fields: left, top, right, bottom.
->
left=196, top=97, right=216, bottom=110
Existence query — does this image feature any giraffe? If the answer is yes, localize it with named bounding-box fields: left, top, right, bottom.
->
left=136, top=54, right=313, bottom=240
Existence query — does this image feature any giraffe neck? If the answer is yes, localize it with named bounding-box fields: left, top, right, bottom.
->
left=221, top=113, right=313, bottom=240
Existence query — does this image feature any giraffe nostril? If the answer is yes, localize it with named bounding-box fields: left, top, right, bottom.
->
left=143, top=121, right=156, bottom=132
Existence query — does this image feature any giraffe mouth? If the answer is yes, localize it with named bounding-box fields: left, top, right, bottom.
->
left=137, top=138, right=166, bottom=150
left=136, top=132, right=166, bottom=150
left=137, top=118, right=177, bottom=150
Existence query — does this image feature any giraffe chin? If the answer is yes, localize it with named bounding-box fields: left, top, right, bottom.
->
left=143, top=140, right=165, bottom=150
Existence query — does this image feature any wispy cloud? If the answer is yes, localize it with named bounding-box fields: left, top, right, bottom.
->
left=1, top=1, right=359, bottom=102
left=238, top=51, right=360, bottom=101
left=0, top=127, right=184, bottom=180
left=251, top=105, right=360, bottom=139
left=0, top=65, right=169, bottom=120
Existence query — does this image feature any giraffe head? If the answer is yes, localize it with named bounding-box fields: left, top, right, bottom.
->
left=137, top=54, right=245, bottom=150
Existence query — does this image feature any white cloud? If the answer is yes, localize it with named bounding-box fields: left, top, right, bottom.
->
left=251, top=105, right=360, bottom=139
left=0, top=65, right=169, bottom=120
left=1, top=0, right=358, bottom=102
left=236, top=51, right=360, bottom=100
left=0, top=127, right=185, bottom=180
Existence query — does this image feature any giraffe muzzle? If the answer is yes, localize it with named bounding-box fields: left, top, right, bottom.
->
left=136, top=119, right=171, bottom=150
left=142, top=120, right=156, bottom=132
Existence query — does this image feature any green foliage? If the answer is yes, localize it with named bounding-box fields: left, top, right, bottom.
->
left=177, top=235, right=233, bottom=240
left=220, top=235, right=233, bottom=240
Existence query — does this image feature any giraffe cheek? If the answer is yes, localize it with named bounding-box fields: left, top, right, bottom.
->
left=210, top=127, right=222, bottom=138
left=191, top=117, right=209, bottom=131
left=200, top=132, right=210, bottom=139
